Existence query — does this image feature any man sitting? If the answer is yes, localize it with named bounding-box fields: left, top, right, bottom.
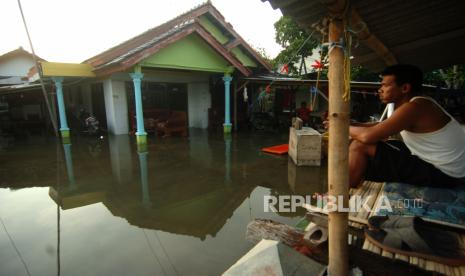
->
left=348, top=64, right=465, bottom=188
left=296, top=101, right=311, bottom=126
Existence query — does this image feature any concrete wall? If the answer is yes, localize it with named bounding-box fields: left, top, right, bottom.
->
left=110, top=70, right=211, bottom=130
left=103, top=79, right=128, bottom=135
left=0, top=56, right=35, bottom=77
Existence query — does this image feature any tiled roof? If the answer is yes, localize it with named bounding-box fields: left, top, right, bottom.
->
left=0, top=47, right=45, bottom=63
left=85, top=2, right=270, bottom=76
left=95, top=19, right=196, bottom=70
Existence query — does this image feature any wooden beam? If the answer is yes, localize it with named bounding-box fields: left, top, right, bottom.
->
left=350, top=9, right=397, bottom=65
left=194, top=25, right=252, bottom=76
left=40, top=62, right=96, bottom=77
left=207, top=7, right=272, bottom=71
left=225, top=39, right=241, bottom=51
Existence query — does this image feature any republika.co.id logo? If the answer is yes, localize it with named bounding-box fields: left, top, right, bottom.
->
left=263, top=194, right=423, bottom=213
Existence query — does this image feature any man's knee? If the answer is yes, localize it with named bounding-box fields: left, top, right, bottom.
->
left=350, top=140, right=377, bottom=156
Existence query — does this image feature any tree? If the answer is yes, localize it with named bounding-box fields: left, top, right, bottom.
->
left=350, top=65, right=379, bottom=82
left=424, top=65, right=465, bottom=89
left=273, top=16, right=318, bottom=75
left=251, top=45, right=273, bottom=65
left=273, top=16, right=380, bottom=81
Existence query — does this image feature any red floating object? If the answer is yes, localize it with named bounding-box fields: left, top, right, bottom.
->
left=261, top=144, right=289, bottom=155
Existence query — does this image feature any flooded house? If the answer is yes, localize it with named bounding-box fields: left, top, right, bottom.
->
left=0, top=3, right=319, bottom=275
left=0, top=47, right=48, bottom=138
left=2, top=0, right=465, bottom=275
left=21, top=3, right=270, bottom=142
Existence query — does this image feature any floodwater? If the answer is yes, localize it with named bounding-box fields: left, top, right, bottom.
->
left=0, top=130, right=326, bottom=276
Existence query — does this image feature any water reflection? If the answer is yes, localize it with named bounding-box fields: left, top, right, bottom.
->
left=63, top=143, right=76, bottom=190
left=224, top=134, right=232, bottom=184
left=138, top=150, right=151, bottom=208
left=287, top=158, right=327, bottom=196
left=49, top=141, right=107, bottom=210
left=0, top=131, right=326, bottom=275
left=108, top=135, right=133, bottom=185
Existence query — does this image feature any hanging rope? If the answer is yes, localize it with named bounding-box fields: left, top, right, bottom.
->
left=17, top=0, right=58, bottom=136
left=310, top=34, right=327, bottom=111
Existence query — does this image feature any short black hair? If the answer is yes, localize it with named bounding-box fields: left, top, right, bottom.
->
left=380, top=64, right=423, bottom=95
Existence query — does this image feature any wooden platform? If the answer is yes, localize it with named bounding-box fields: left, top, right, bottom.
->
left=305, top=181, right=465, bottom=275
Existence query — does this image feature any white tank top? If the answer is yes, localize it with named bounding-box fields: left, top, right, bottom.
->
left=400, top=96, right=465, bottom=178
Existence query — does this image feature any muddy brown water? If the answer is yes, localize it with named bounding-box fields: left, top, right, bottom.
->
left=0, top=130, right=326, bottom=276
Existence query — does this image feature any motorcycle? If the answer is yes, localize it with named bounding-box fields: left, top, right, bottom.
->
left=79, top=109, right=101, bottom=136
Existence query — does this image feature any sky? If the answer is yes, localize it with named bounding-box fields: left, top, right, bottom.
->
left=0, top=0, right=283, bottom=63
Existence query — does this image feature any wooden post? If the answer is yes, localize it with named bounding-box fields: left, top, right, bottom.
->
left=328, top=18, right=350, bottom=276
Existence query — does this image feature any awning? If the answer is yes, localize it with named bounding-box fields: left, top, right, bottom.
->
left=262, top=0, right=465, bottom=72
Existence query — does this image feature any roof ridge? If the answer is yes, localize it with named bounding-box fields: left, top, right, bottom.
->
left=83, top=1, right=212, bottom=65
left=95, top=19, right=196, bottom=70
left=0, top=47, right=45, bottom=62
left=84, top=1, right=270, bottom=74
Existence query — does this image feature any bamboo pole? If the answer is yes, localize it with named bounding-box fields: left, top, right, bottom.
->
left=328, top=17, right=350, bottom=276
left=17, top=0, right=58, bottom=136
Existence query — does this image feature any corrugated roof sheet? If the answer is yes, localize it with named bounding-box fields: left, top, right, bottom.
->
left=263, top=0, right=465, bottom=72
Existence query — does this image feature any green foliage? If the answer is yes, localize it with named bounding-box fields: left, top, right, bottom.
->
left=272, top=16, right=381, bottom=81
left=424, top=65, right=465, bottom=89
left=252, top=45, right=272, bottom=63
left=273, top=16, right=318, bottom=74
left=351, top=65, right=379, bottom=82
left=424, top=70, right=445, bottom=87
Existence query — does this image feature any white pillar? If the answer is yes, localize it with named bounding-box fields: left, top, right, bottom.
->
left=103, top=79, right=129, bottom=135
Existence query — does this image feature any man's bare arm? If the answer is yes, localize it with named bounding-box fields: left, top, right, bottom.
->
left=349, top=102, right=419, bottom=143
left=350, top=121, right=379, bottom=127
